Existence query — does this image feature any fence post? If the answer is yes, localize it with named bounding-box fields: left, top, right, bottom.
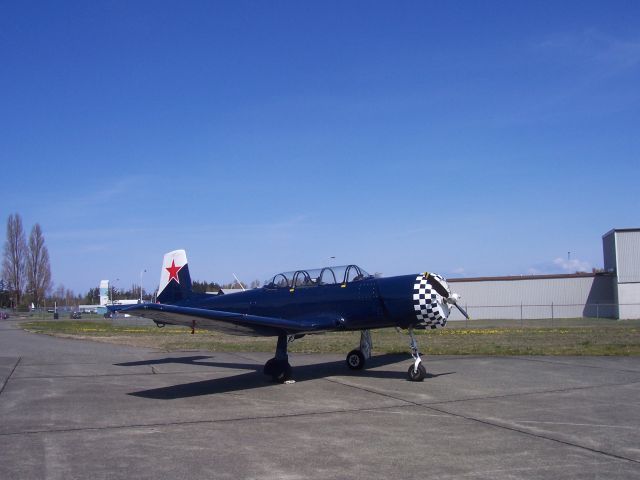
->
left=596, top=303, right=599, bottom=320
left=520, top=302, right=523, bottom=328
left=551, top=302, right=554, bottom=327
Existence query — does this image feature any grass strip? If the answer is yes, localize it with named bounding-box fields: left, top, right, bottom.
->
left=21, top=320, right=640, bottom=356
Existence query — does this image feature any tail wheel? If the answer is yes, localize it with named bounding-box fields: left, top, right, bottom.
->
left=346, top=349, right=365, bottom=370
left=407, top=363, right=427, bottom=382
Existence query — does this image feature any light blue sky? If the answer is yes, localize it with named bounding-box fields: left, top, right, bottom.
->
left=1, top=1, right=639, bottom=294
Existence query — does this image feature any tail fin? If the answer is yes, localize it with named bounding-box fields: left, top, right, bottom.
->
left=157, top=249, right=193, bottom=304
left=99, top=280, right=109, bottom=305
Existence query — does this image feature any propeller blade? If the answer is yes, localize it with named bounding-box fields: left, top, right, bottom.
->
left=455, top=303, right=470, bottom=320
left=425, top=274, right=450, bottom=298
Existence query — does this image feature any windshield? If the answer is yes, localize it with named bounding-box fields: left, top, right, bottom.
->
left=265, top=265, right=371, bottom=288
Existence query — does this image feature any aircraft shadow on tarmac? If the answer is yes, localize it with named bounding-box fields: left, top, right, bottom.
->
left=115, top=355, right=455, bottom=399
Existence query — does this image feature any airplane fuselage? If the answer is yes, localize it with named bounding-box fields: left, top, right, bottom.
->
left=176, top=274, right=420, bottom=333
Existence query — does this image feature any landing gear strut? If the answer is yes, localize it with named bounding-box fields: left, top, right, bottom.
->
left=407, top=328, right=427, bottom=382
left=346, top=330, right=372, bottom=370
left=264, top=334, right=293, bottom=383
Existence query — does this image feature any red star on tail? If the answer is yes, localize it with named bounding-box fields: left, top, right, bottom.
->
left=166, top=259, right=183, bottom=284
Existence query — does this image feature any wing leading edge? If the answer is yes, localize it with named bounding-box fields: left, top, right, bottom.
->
left=113, top=303, right=341, bottom=337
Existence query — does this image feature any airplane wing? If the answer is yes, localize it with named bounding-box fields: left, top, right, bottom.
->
left=111, top=303, right=341, bottom=337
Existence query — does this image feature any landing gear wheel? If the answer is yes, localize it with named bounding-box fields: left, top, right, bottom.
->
left=272, top=363, right=292, bottom=383
left=263, top=358, right=277, bottom=376
left=407, top=363, right=427, bottom=382
left=346, top=349, right=366, bottom=370
left=264, top=358, right=292, bottom=383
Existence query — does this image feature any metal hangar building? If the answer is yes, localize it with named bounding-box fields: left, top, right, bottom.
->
left=447, top=228, right=640, bottom=320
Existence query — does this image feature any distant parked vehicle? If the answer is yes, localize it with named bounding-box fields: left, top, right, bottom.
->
left=70, top=311, right=82, bottom=319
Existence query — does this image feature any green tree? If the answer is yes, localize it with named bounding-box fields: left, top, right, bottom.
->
left=83, top=287, right=100, bottom=305
left=192, top=280, right=221, bottom=294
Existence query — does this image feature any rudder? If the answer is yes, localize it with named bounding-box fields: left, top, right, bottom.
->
left=157, top=249, right=193, bottom=304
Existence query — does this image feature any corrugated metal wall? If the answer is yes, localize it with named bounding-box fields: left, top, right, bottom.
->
left=618, top=283, right=640, bottom=319
left=447, top=275, right=616, bottom=320
left=616, top=231, right=640, bottom=283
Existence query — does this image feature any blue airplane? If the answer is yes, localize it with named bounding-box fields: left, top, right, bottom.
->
left=112, top=250, right=469, bottom=383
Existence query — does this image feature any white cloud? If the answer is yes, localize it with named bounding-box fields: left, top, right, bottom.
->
left=553, top=257, right=591, bottom=273
left=526, top=256, right=593, bottom=275
left=534, top=29, right=640, bottom=72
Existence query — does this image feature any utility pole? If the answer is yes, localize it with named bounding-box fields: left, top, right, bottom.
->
left=140, top=269, right=146, bottom=302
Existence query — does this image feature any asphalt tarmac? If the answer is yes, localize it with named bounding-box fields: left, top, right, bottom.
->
left=1, top=318, right=639, bottom=479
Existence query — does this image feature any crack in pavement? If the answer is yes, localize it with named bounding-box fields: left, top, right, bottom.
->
left=0, top=402, right=420, bottom=437
left=506, top=356, right=640, bottom=374
left=0, top=357, right=21, bottom=396
left=325, top=376, right=640, bottom=465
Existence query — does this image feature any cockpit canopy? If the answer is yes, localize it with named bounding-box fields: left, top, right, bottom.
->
left=265, top=265, right=371, bottom=289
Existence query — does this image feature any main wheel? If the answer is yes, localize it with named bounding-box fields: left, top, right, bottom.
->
left=272, top=362, right=292, bottom=383
left=346, top=349, right=366, bottom=370
left=407, top=363, right=427, bottom=382
left=263, top=358, right=278, bottom=376
left=264, top=358, right=292, bottom=383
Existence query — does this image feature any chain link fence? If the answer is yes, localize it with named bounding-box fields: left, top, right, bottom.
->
left=447, top=303, right=640, bottom=327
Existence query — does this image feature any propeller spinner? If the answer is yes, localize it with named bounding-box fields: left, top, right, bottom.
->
left=446, top=292, right=470, bottom=320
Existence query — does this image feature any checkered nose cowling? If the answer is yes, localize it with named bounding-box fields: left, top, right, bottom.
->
left=412, top=274, right=451, bottom=329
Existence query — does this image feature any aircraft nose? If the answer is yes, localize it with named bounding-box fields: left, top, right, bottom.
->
left=412, top=273, right=451, bottom=329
